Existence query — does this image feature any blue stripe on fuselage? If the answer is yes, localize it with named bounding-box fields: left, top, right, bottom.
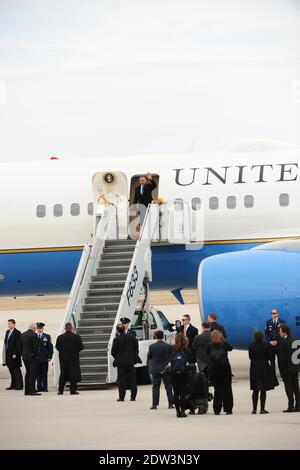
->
left=0, top=242, right=258, bottom=296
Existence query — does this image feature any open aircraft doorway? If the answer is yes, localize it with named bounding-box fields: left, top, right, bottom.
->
left=129, top=174, right=160, bottom=238
left=92, top=171, right=128, bottom=238
left=129, top=174, right=159, bottom=207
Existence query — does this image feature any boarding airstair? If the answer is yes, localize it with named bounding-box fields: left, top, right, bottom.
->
left=53, top=166, right=205, bottom=387
left=54, top=202, right=160, bottom=385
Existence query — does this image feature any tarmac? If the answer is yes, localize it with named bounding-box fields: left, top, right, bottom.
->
left=0, top=298, right=299, bottom=450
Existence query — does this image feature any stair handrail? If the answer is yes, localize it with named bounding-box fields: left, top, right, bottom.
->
left=106, top=202, right=160, bottom=382
left=53, top=242, right=91, bottom=384
left=79, top=203, right=118, bottom=298
left=53, top=203, right=118, bottom=385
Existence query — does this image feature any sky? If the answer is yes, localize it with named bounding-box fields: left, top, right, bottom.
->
left=0, top=0, right=299, bottom=162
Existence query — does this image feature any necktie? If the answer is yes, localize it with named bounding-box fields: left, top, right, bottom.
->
left=39, top=334, right=42, bottom=339
left=140, top=185, right=144, bottom=196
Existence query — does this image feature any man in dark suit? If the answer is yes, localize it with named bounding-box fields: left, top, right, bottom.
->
left=2, top=319, right=23, bottom=390
left=55, top=322, right=84, bottom=395
left=133, top=173, right=156, bottom=208
left=279, top=324, right=300, bottom=412
left=111, top=324, right=139, bottom=401
left=36, top=322, right=53, bottom=392
left=208, top=313, right=227, bottom=339
left=192, top=321, right=212, bottom=377
left=20, top=323, right=40, bottom=396
left=120, top=317, right=137, bottom=337
left=147, top=330, right=174, bottom=410
left=265, top=308, right=285, bottom=377
left=179, top=314, right=198, bottom=363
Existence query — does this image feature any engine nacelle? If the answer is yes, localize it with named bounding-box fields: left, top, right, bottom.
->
left=198, top=241, right=300, bottom=348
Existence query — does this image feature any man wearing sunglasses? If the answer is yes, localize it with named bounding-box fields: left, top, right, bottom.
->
left=178, top=315, right=198, bottom=363
left=265, top=308, right=285, bottom=377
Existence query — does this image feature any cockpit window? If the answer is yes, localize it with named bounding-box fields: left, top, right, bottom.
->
left=131, top=311, right=157, bottom=329
left=157, top=310, right=170, bottom=330
left=131, top=311, right=142, bottom=329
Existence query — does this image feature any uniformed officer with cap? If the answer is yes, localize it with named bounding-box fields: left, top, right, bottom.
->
left=120, top=317, right=136, bottom=337
left=264, top=308, right=285, bottom=377
left=36, top=322, right=53, bottom=392
left=111, top=324, right=139, bottom=401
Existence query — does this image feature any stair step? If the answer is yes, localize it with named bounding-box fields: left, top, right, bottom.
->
left=100, top=259, right=132, bottom=267
left=82, top=341, right=109, bottom=350
left=86, top=288, right=123, bottom=296
left=81, top=370, right=108, bottom=377
left=78, top=318, right=115, bottom=327
left=96, top=267, right=129, bottom=274
left=81, top=364, right=108, bottom=373
left=81, top=375, right=107, bottom=384
left=80, top=311, right=117, bottom=319
left=92, top=273, right=127, bottom=281
left=104, top=246, right=135, bottom=253
left=102, top=251, right=135, bottom=259
left=89, top=281, right=125, bottom=289
left=81, top=333, right=111, bottom=342
left=105, top=240, right=136, bottom=247
left=102, top=253, right=134, bottom=260
left=80, top=381, right=107, bottom=385
left=80, top=356, right=107, bottom=365
left=80, top=348, right=107, bottom=357
left=77, top=325, right=112, bottom=334
left=84, top=296, right=121, bottom=304
left=82, top=303, right=119, bottom=313
left=81, top=373, right=108, bottom=380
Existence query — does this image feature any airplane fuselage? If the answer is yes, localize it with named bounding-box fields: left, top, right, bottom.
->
left=0, top=149, right=299, bottom=296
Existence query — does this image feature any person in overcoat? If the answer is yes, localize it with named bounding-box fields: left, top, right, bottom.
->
left=279, top=324, right=300, bottom=412
left=208, top=329, right=233, bottom=415
left=55, top=322, right=84, bottom=395
left=20, top=323, right=40, bottom=395
left=2, top=319, right=23, bottom=390
left=248, top=330, right=279, bottom=414
left=111, top=324, right=139, bottom=401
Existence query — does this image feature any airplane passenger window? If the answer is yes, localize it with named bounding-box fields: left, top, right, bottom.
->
left=192, top=198, right=201, bottom=210
left=209, top=197, right=219, bottom=210
left=244, top=195, right=254, bottom=208
left=227, top=196, right=236, bottom=209
left=279, top=193, right=289, bottom=207
left=87, top=202, right=93, bottom=215
left=53, top=204, right=63, bottom=217
left=70, top=203, right=80, bottom=216
left=36, top=205, right=46, bottom=218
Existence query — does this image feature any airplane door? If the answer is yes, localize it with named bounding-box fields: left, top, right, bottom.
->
left=92, top=171, right=128, bottom=239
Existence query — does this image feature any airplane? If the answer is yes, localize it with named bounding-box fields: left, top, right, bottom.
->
left=0, top=141, right=299, bottom=347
